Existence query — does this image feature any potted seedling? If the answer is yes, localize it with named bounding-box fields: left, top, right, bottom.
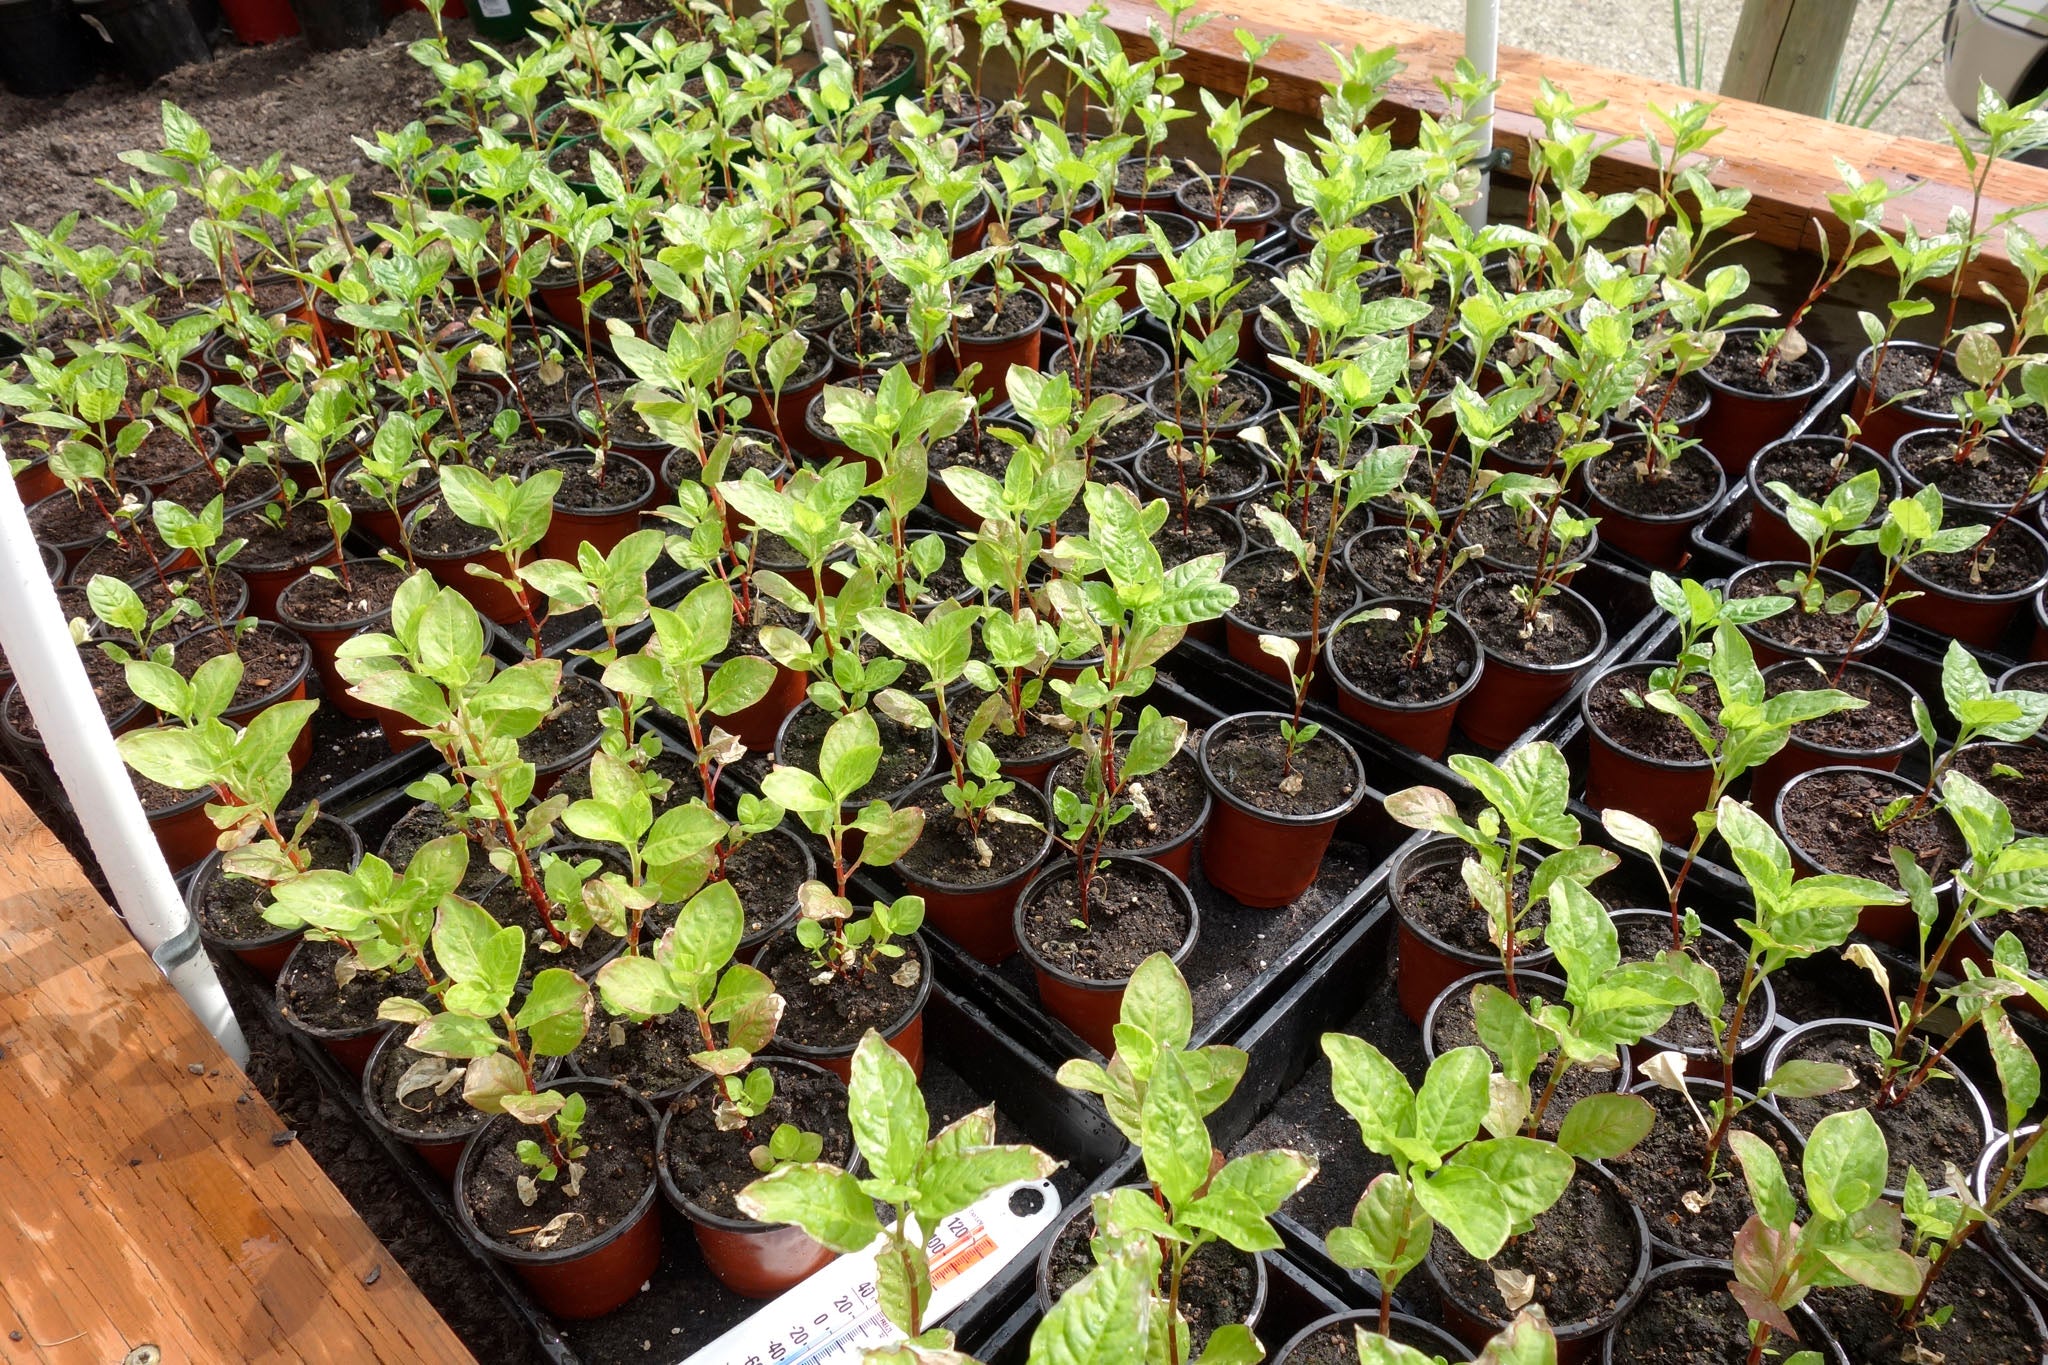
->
left=408, top=462, right=559, bottom=652
left=1726, top=468, right=1887, bottom=669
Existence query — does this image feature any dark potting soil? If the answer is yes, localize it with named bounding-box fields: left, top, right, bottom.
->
left=411, top=500, right=496, bottom=558
left=953, top=698, right=1072, bottom=767
left=491, top=420, right=582, bottom=470
left=1755, top=438, right=1888, bottom=513
left=960, top=287, right=1041, bottom=339
left=1117, top=156, right=1197, bottom=197
left=482, top=865, right=624, bottom=985
left=1429, top=1169, right=1638, bottom=1329
left=1329, top=604, right=1475, bottom=704
left=1123, top=210, right=1201, bottom=260
left=278, top=938, right=432, bottom=1035
left=757, top=934, right=926, bottom=1053
left=536, top=451, right=652, bottom=513
left=1051, top=336, right=1164, bottom=392
left=1779, top=768, right=1963, bottom=889
left=1146, top=375, right=1267, bottom=433
left=160, top=463, right=278, bottom=513
left=662, top=1067, right=853, bottom=1219
left=586, top=383, right=662, bottom=448
left=1608, top=1271, right=1780, bottom=1363
left=830, top=317, right=923, bottom=369
left=1090, top=409, right=1159, bottom=466
left=197, top=820, right=357, bottom=943
left=1459, top=575, right=1600, bottom=667
left=1398, top=861, right=1546, bottom=958
left=1731, top=570, right=1869, bottom=654
left=1911, top=522, right=2046, bottom=596
left=1283, top=1317, right=1463, bottom=1364
left=2004, top=662, right=2048, bottom=690
left=1897, top=431, right=2039, bottom=508
left=30, top=488, right=120, bottom=545
left=6, top=643, right=133, bottom=740
left=1605, top=1086, right=1803, bottom=1262
left=523, top=357, right=626, bottom=420
left=1178, top=182, right=1277, bottom=224
left=1492, top=414, right=1564, bottom=471
left=379, top=803, right=500, bottom=897
left=1869, top=347, right=1970, bottom=409
left=1587, top=444, right=1721, bottom=517
left=1347, top=528, right=1484, bottom=602
left=1137, top=438, right=1267, bottom=502
left=369, top=1038, right=500, bottom=1142
left=281, top=708, right=391, bottom=814
left=571, top=1010, right=702, bottom=1098
left=174, top=624, right=308, bottom=710
left=930, top=423, right=1020, bottom=477
left=1773, top=1029, right=1986, bottom=1191
left=1460, top=499, right=1587, bottom=572
left=1045, top=1213, right=1256, bottom=1355
left=464, top=1087, right=656, bottom=1256
left=669, top=431, right=786, bottom=486
left=1204, top=724, right=1357, bottom=819
left=73, top=524, right=180, bottom=584
left=1048, top=738, right=1208, bottom=854
left=279, top=557, right=404, bottom=626
left=1019, top=863, right=1193, bottom=981
left=720, top=831, right=807, bottom=940
left=896, top=786, right=1046, bottom=887
left=1391, top=453, right=1472, bottom=513
left=1224, top=554, right=1326, bottom=635
left=130, top=766, right=200, bottom=815
left=555, top=745, right=704, bottom=819
left=1772, top=663, right=1918, bottom=751
left=227, top=501, right=335, bottom=571
left=777, top=705, right=930, bottom=804
left=1705, top=334, right=1822, bottom=395
left=533, top=248, right=616, bottom=292
left=1952, top=743, right=2048, bottom=832
left=1630, top=370, right=1710, bottom=426
left=1240, top=483, right=1364, bottom=551
left=1430, top=976, right=1618, bottom=1127
left=712, top=593, right=808, bottom=670
left=137, top=567, right=243, bottom=632
left=1615, top=917, right=1751, bottom=1050
left=1156, top=506, right=1241, bottom=567
left=523, top=675, right=610, bottom=772
left=1586, top=666, right=1715, bottom=764
left=1813, top=1246, right=2040, bottom=1365
left=125, top=424, right=210, bottom=484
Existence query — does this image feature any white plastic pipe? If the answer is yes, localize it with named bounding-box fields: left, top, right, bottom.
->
left=0, top=450, right=248, bottom=1065
left=1463, top=0, right=1500, bottom=233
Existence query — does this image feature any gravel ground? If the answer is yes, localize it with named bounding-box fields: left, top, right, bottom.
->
left=1341, top=0, right=1960, bottom=144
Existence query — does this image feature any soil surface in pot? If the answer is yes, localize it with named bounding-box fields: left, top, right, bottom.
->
left=1225, top=554, right=1327, bottom=635
left=1755, top=437, right=1887, bottom=511
left=1386, top=453, right=1471, bottom=513
left=1587, top=666, right=1715, bottom=763
left=280, top=939, right=432, bottom=1034
left=1050, top=336, right=1163, bottom=391
left=127, top=424, right=212, bottom=484
left=584, top=383, right=663, bottom=448
left=1239, top=484, right=1365, bottom=552
left=1868, top=347, right=1970, bottom=409
left=537, top=451, right=653, bottom=513
left=1615, top=917, right=1749, bottom=1051
left=959, top=288, right=1042, bottom=338
left=466, top=1086, right=654, bottom=1254
left=1155, top=505, right=1241, bottom=567
left=1145, top=376, right=1268, bottom=433
left=1348, top=528, right=1484, bottom=602
left=757, top=935, right=925, bottom=1054
left=1046, top=1215, right=1255, bottom=1354
left=1138, top=438, right=1266, bottom=501
left=370, top=1038, right=501, bottom=1141
left=1813, top=1247, right=2036, bottom=1365
left=1429, top=1169, right=1637, bottom=1328
left=280, top=557, right=404, bottom=625
left=380, top=802, right=501, bottom=897
left=1610, top=1270, right=1790, bottom=1362
left=1770, top=664, right=1917, bottom=751
left=897, top=788, right=1045, bottom=887
left=663, top=1066, right=853, bottom=1218
left=1279, top=1318, right=1463, bottom=1364
left=1430, top=976, right=1618, bottom=1126
left=524, top=358, right=626, bottom=420
left=669, top=430, right=786, bottom=486
left=1952, top=743, right=2048, bottom=832
left=7, top=644, right=133, bottom=741
left=830, top=317, right=923, bottom=369
left=1048, top=739, right=1207, bottom=853
left=1399, top=861, right=1546, bottom=957
left=1019, top=863, right=1192, bottom=981
left=1773, top=1029, right=1985, bottom=1190
left=1460, top=500, right=1588, bottom=572
left=1177, top=181, right=1278, bottom=224
left=1912, top=522, right=2046, bottom=596
left=1732, top=571, right=1869, bottom=655
left=929, top=423, right=1020, bottom=478
left=74, top=524, right=181, bottom=585
left=1706, top=335, right=1821, bottom=395
left=409, top=502, right=496, bottom=558
left=1205, top=724, right=1357, bottom=818
left=1330, top=606, right=1475, bottom=704
left=778, top=705, right=929, bottom=803
left=1605, top=1086, right=1803, bottom=1261
left=950, top=700, right=1070, bottom=769
left=196, top=819, right=356, bottom=942
left=1898, top=431, right=2037, bottom=507
left=1089, top=411, right=1157, bottom=466
left=1460, top=576, right=1599, bottom=666
left=571, top=1012, right=702, bottom=1097
left=161, top=463, right=278, bottom=513
left=1588, top=444, right=1720, bottom=517
left=32, top=490, right=124, bottom=545
left=227, top=501, right=334, bottom=571
left=1779, top=768, right=1963, bottom=888
left=523, top=675, right=608, bottom=771
left=1118, top=157, right=1197, bottom=198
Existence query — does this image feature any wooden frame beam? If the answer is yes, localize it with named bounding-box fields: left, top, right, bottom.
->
left=1005, top=0, right=2048, bottom=300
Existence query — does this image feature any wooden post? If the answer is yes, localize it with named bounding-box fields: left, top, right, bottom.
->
left=1720, top=0, right=1858, bottom=118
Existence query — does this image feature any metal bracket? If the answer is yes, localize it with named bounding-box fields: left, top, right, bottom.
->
left=150, top=920, right=202, bottom=975
left=1475, top=147, right=1513, bottom=174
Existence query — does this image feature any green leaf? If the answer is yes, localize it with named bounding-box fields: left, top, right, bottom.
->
left=1182, top=1149, right=1317, bottom=1252
left=1413, top=1163, right=1511, bottom=1260
left=515, top=968, right=591, bottom=1057
left=1024, top=1240, right=1157, bottom=1365
left=1414, top=1046, right=1491, bottom=1160
left=1472, top=984, right=1545, bottom=1088
left=1728, top=1129, right=1797, bottom=1232
left=1119, top=952, right=1194, bottom=1052
left=1805, top=1108, right=1889, bottom=1220
left=1443, top=1136, right=1576, bottom=1227
left=1555, top=1093, right=1654, bottom=1160
left=406, top=1012, right=502, bottom=1060
left=1323, top=1032, right=1413, bottom=1155
left=735, top=1163, right=882, bottom=1250
left=849, top=1029, right=929, bottom=1194
left=1326, top=1171, right=1433, bottom=1286
left=1140, top=1048, right=1214, bottom=1211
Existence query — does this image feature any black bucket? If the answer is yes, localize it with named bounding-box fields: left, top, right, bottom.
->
left=0, top=0, right=104, bottom=96
left=286, top=0, right=378, bottom=48
left=72, top=0, right=209, bottom=83
left=186, top=0, right=221, bottom=39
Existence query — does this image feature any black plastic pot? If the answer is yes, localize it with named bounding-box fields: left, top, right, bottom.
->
left=74, top=0, right=208, bottom=83
left=0, top=0, right=102, bottom=96
left=286, top=0, right=378, bottom=47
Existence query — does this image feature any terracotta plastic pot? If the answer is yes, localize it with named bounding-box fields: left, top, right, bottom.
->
left=723, top=348, right=829, bottom=464
left=1602, top=1259, right=1848, bottom=1365
left=360, top=1028, right=562, bottom=1181
left=1221, top=549, right=1360, bottom=693
left=1695, top=330, right=1833, bottom=476
left=144, top=785, right=218, bottom=872
left=1609, top=912, right=1777, bottom=1079
left=1272, top=1310, right=1468, bottom=1364
left=1851, top=341, right=1963, bottom=459
left=1765, top=1017, right=1995, bottom=1200
left=275, top=940, right=392, bottom=1079
left=1583, top=441, right=1727, bottom=569
left=1453, top=577, right=1607, bottom=752
left=1035, top=1189, right=1268, bottom=1333
left=218, top=0, right=296, bottom=43
left=1771, top=767, right=1954, bottom=947
left=1427, top=1160, right=1649, bottom=1364
left=534, top=254, right=621, bottom=329
left=529, top=448, right=655, bottom=562
left=1039, top=736, right=1211, bottom=885
left=1745, top=435, right=1895, bottom=567
left=454, top=1078, right=662, bottom=1320
left=825, top=318, right=934, bottom=387
left=1325, top=599, right=1482, bottom=760
left=275, top=560, right=398, bottom=722
left=1391, top=837, right=1555, bottom=1027
left=774, top=932, right=933, bottom=1082
left=406, top=504, right=528, bottom=625
left=188, top=814, right=362, bottom=981
left=1749, top=660, right=1922, bottom=812
left=1173, top=175, right=1282, bottom=246
left=926, top=417, right=1028, bottom=527
left=656, top=1059, right=853, bottom=1298
left=1894, top=517, right=2048, bottom=649
left=1196, top=712, right=1366, bottom=909
left=1727, top=562, right=1888, bottom=670
left=896, top=776, right=1052, bottom=965
left=230, top=527, right=343, bottom=625
left=1013, top=855, right=1200, bottom=1054
left=1581, top=661, right=1712, bottom=846
left=952, top=289, right=1047, bottom=407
